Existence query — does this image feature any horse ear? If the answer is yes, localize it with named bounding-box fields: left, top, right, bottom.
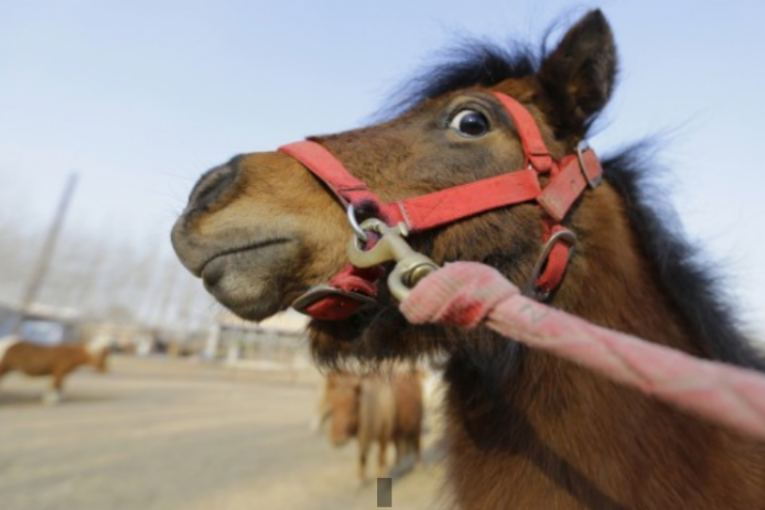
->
left=537, top=10, right=617, bottom=138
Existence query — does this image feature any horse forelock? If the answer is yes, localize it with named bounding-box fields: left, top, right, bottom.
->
left=379, top=40, right=539, bottom=121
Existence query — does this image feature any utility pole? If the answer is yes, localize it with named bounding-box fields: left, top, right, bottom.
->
left=12, top=174, right=78, bottom=334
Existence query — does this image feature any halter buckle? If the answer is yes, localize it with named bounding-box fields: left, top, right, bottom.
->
left=577, top=141, right=602, bottom=189
left=291, top=284, right=378, bottom=319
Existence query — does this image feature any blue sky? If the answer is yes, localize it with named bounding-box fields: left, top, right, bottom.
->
left=2, top=1, right=765, bottom=335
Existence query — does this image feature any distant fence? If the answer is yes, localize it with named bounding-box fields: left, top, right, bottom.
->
left=210, top=323, right=314, bottom=384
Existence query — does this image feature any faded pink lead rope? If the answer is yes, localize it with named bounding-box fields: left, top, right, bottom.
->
left=400, top=262, right=765, bottom=441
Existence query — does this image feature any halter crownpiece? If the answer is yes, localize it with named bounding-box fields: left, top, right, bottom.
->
left=280, top=91, right=603, bottom=320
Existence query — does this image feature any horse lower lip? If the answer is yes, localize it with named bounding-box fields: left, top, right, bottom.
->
left=201, top=257, right=225, bottom=285
left=198, top=239, right=290, bottom=276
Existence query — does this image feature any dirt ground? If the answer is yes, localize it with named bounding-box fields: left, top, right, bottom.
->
left=0, top=356, right=447, bottom=510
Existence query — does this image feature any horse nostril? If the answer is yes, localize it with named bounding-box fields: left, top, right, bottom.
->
left=188, top=161, right=239, bottom=209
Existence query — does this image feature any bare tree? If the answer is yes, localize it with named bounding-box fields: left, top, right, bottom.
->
left=0, top=182, right=216, bottom=334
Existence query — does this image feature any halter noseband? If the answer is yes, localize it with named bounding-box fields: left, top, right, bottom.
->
left=278, top=91, right=603, bottom=320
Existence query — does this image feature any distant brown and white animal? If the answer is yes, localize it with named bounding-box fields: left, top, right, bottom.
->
left=0, top=334, right=110, bottom=405
left=322, top=370, right=423, bottom=480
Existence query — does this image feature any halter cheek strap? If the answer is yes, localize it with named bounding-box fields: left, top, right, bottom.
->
left=279, top=91, right=603, bottom=320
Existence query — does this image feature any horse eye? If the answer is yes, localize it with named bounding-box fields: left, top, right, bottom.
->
left=449, top=109, right=490, bottom=137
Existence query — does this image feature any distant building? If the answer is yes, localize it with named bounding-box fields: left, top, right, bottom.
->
left=207, top=310, right=310, bottom=368
left=0, top=300, right=80, bottom=344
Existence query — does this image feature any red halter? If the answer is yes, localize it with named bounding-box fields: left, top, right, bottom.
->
left=278, top=91, right=603, bottom=320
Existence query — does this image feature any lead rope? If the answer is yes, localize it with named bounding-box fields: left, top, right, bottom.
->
left=403, top=262, right=765, bottom=441
left=350, top=227, right=765, bottom=441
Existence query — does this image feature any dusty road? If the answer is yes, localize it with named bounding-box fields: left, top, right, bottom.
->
left=0, top=356, right=446, bottom=510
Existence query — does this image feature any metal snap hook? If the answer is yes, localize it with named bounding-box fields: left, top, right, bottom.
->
left=351, top=218, right=388, bottom=252
left=577, top=140, right=602, bottom=189
left=345, top=218, right=436, bottom=302
left=346, top=204, right=369, bottom=243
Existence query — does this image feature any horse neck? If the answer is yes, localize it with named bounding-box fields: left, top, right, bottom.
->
left=68, top=345, right=95, bottom=366
left=556, top=183, right=700, bottom=355
left=64, top=344, right=99, bottom=367
left=442, top=181, right=765, bottom=506
left=445, top=183, right=705, bottom=408
left=507, top=182, right=715, bottom=445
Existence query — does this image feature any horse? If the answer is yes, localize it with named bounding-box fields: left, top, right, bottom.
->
left=389, top=370, right=424, bottom=468
left=0, top=334, right=111, bottom=405
left=321, top=370, right=423, bottom=480
left=172, top=9, right=765, bottom=509
left=324, top=371, right=395, bottom=481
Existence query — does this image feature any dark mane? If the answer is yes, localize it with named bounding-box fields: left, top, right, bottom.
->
left=385, top=42, right=765, bottom=371
left=603, top=148, right=765, bottom=370
left=383, top=39, right=540, bottom=118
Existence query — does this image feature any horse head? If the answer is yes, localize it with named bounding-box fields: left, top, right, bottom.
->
left=172, top=11, right=617, bottom=362
left=85, top=335, right=111, bottom=373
